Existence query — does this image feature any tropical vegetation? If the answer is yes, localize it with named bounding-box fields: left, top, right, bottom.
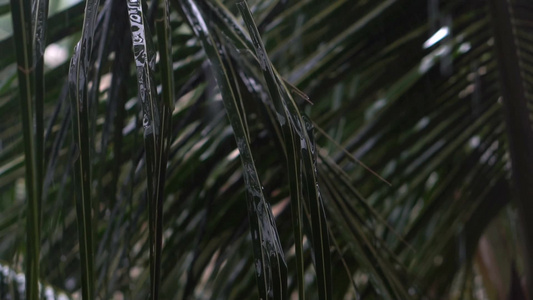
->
left=0, top=0, right=532, bottom=299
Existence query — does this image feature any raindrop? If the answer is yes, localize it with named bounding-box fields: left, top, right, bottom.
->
left=300, top=138, right=307, bottom=150
left=142, top=114, right=150, bottom=128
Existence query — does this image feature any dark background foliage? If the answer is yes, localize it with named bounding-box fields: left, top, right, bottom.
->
left=0, top=0, right=532, bottom=299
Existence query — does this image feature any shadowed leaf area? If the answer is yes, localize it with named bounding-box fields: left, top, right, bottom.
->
left=1, top=0, right=532, bottom=299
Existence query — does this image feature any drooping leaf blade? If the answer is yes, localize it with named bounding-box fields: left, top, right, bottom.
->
left=177, top=0, right=288, bottom=298
left=67, top=0, right=100, bottom=298
left=9, top=0, right=41, bottom=298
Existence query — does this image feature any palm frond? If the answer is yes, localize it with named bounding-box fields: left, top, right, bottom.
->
left=0, top=0, right=532, bottom=299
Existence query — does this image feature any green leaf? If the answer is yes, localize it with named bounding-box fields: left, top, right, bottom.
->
left=177, top=0, right=288, bottom=298
left=68, top=0, right=100, bottom=298
left=126, top=0, right=166, bottom=299
left=237, top=2, right=336, bottom=299
left=489, top=0, right=533, bottom=294
left=9, top=0, right=43, bottom=298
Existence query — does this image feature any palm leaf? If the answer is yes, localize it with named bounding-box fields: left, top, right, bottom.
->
left=177, top=1, right=288, bottom=298
left=489, top=0, right=533, bottom=292
left=1, top=0, right=533, bottom=299
left=68, top=0, right=101, bottom=298
left=9, top=0, right=44, bottom=298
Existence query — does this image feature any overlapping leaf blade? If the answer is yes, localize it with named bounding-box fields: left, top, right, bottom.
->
left=1, top=0, right=532, bottom=298
left=177, top=0, right=288, bottom=298
left=68, top=0, right=100, bottom=298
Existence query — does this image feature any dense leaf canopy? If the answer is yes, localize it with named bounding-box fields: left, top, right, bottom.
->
left=0, top=0, right=532, bottom=299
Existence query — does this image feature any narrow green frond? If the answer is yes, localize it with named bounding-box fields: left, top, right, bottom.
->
left=178, top=0, right=288, bottom=298
left=127, top=0, right=168, bottom=298
left=489, top=0, right=533, bottom=293
left=9, top=0, right=41, bottom=298
left=68, top=0, right=100, bottom=298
